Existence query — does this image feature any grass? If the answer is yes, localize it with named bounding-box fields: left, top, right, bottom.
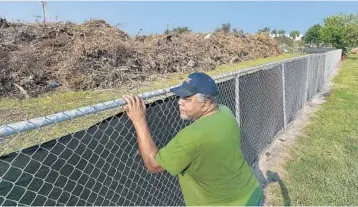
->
left=267, top=54, right=358, bottom=205
left=0, top=53, right=301, bottom=155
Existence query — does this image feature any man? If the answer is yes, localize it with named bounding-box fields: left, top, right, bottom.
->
left=123, top=72, right=263, bottom=206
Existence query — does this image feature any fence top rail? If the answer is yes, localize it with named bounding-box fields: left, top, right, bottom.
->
left=0, top=51, right=338, bottom=138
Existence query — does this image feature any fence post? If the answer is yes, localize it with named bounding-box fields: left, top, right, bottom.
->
left=235, top=74, right=241, bottom=127
left=322, top=53, right=326, bottom=87
left=325, top=52, right=329, bottom=83
left=315, top=54, right=321, bottom=93
left=303, top=56, right=311, bottom=105
left=281, top=62, right=287, bottom=130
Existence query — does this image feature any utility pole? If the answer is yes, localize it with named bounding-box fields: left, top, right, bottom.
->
left=165, top=24, right=169, bottom=35
left=41, top=1, right=48, bottom=23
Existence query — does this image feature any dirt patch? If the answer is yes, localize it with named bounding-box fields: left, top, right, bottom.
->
left=251, top=62, right=342, bottom=206
left=0, top=18, right=281, bottom=99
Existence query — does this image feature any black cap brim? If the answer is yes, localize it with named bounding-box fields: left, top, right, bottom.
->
left=170, top=86, right=196, bottom=98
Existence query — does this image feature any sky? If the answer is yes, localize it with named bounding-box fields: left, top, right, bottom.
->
left=0, top=1, right=358, bottom=36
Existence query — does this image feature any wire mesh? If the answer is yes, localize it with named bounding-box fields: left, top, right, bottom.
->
left=326, top=50, right=341, bottom=78
left=284, top=57, right=308, bottom=124
left=317, top=54, right=326, bottom=92
left=216, top=78, right=236, bottom=116
left=238, top=64, right=284, bottom=165
left=0, top=95, right=187, bottom=206
left=0, top=50, right=342, bottom=206
left=306, top=54, right=321, bottom=101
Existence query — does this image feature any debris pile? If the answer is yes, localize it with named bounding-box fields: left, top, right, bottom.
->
left=0, top=19, right=281, bottom=98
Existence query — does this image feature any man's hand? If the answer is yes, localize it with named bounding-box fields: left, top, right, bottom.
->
left=122, top=94, right=165, bottom=173
left=123, top=94, right=147, bottom=123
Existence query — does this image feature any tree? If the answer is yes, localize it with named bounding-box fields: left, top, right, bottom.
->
left=171, top=26, right=192, bottom=34
left=278, top=30, right=286, bottom=36
left=345, top=22, right=358, bottom=47
left=290, top=30, right=300, bottom=40
left=215, top=22, right=231, bottom=33
left=257, top=27, right=271, bottom=34
left=320, top=13, right=358, bottom=55
left=271, top=29, right=278, bottom=37
left=303, top=24, right=323, bottom=47
left=273, top=36, right=294, bottom=47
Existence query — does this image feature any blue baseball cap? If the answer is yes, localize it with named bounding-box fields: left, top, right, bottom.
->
left=170, top=72, right=219, bottom=98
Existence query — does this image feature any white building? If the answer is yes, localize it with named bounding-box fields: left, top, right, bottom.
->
left=269, top=33, right=303, bottom=41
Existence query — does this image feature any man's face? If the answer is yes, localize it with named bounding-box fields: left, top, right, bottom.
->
left=178, top=94, right=208, bottom=121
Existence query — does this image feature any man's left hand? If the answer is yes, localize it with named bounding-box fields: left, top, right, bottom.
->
left=123, top=95, right=147, bottom=123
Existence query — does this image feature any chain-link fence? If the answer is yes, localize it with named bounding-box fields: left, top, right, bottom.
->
left=0, top=49, right=342, bottom=206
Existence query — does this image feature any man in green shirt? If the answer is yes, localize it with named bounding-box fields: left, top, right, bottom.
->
left=123, top=72, right=263, bottom=206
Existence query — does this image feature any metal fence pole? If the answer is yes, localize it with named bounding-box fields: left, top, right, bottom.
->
left=303, top=56, right=311, bottom=105
left=315, top=54, right=321, bottom=93
left=325, top=53, right=329, bottom=83
left=235, top=74, right=241, bottom=127
left=322, top=53, right=326, bottom=88
left=281, top=62, right=287, bottom=130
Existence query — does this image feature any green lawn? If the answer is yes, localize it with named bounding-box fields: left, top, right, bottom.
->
left=267, top=54, right=358, bottom=205
left=0, top=53, right=301, bottom=155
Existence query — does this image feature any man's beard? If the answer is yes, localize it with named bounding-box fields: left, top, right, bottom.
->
left=180, top=112, right=198, bottom=121
left=180, top=114, right=192, bottom=120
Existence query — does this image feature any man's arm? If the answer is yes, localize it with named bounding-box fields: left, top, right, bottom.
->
left=132, top=119, right=164, bottom=173
left=123, top=95, right=164, bottom=173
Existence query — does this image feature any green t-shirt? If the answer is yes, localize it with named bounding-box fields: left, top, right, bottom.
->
left=155, top=105, right=263, bottom=206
